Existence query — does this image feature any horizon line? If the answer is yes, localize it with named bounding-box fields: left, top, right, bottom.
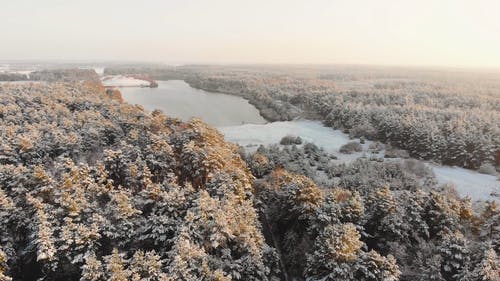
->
left=2, top=59, right=500, bottom=72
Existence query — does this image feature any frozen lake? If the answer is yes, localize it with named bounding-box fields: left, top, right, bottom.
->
left=121, top=80, right=500, bottom=202
left=219, top=120, right=369, bottom=163
left=120, top=80, right=266, bottom=127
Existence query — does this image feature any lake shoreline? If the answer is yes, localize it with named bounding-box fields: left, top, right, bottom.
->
left=120, top=80, right=266, bottom=127
left=119, top=81, right=499, bottom=203
left=184, top=79, right=301, bottom=122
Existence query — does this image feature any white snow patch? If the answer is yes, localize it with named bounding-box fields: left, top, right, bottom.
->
left=101, top=75, right=149, bottom=87
left=431, top=165, right=499, bottom=202
left=78, top=66, right=104, bottom=76
left=93, top=67, right=104, bottom=76
left=220, top=120, right=380, bottom=162
left=11, top=70, right=33, bottom=75
left=220, top=120, right=351, bottom=152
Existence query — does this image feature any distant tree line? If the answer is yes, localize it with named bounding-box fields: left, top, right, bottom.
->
left=0, top=69, right=99, bottom=82
left=0, top=73, right=29, bottom=81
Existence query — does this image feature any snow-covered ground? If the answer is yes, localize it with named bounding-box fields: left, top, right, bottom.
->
left=220, top=120, right=500, bottom=202
left=101, top=75, right=150, bottom=87
left=220, top=120, right=379, bottom=162
left=220, top=120, right=360, bottom=153
left=93, top=67, right=104, bottom=76
left=431, top=165, right=499, bottom=202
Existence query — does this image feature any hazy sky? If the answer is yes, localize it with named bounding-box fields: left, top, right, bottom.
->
left=1, top=0, right=500, bottom=67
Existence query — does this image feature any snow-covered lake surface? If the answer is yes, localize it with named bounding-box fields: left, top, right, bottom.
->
left=120, top=80, right=266, bottom=127
left=220, top=120, right=351, bottom=151
left=121, top=80, right=500, bottom=203
left=431, top=165, right=499, bottom=202
left=219, top=120, right=377, bottom=162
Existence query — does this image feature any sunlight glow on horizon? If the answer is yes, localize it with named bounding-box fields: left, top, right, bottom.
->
left=1, top=0, right=500, bottom=68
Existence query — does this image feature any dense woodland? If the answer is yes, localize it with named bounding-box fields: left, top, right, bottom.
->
left=245, top=144, right=499, bottom=280
left=0, top=69, right=498, bottom=280
left=0, top=81, right=277, bottom=280
left=179, top=66, right=500, bottom=170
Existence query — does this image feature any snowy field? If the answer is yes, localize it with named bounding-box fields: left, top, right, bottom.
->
left=431, top=165, right=499, bottom=202
left=101, top=75, right=150, bottom=87
left=220, top=120, right=358, bottom=154
left=93, top=67, right=104, bottom=75
left=220, top=120, right=380, bottom=162
left=0, top=70, right=34, bottom=75
left=220, top=120, right=500, bottom=202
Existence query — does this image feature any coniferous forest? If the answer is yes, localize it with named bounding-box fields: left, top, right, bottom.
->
left=0, top=68, right=498, bottom=281
left=2, top=1, right=500, bottom=280
left=180, top=66, right=500, bottom=170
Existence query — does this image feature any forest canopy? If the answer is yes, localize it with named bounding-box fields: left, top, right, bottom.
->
left=0, top=81, right=276, bottom=280
left=0, top=71, right=498, bottom=281
left=166, top=65, right=500, bottom=170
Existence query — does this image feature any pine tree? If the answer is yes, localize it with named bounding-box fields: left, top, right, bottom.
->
left=478, top=201, right=499, bottom=251
left=471, top=247, right=499, bottom=281
left=356, top=250, right=400, bottom=281
left=0, top=249, right=12, bottom=281
left=105, top=249, right=130, bottom=281
left=305, top=223, right=364, bottom=279
left=438, top=232, right=470, bottom=281
left=425, top=192, right=460, bottom=238
left=80, top=251, right=103, bottom=281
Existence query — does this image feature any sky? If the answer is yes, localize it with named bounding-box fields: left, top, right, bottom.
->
left=1, top=0, right=500, bottom=68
